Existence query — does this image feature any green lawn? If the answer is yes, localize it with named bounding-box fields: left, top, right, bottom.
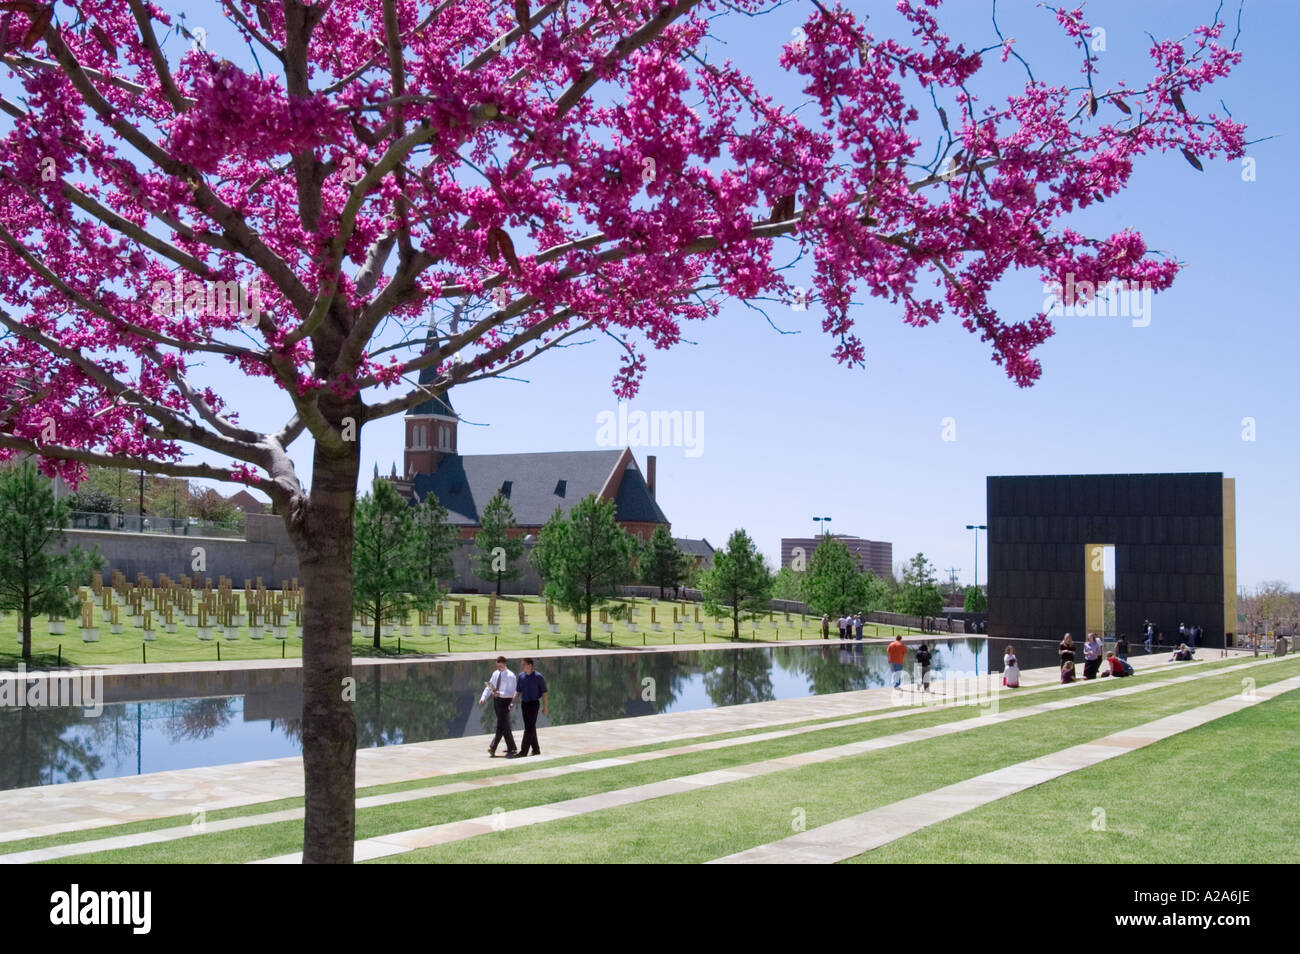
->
left=369, top=657, right=1300, bottom=865
left=0, top=594, right=911, bottom=667
left=33, top=656, right=1298, bottom=864
left=847, top=688, right=1300, bottom=863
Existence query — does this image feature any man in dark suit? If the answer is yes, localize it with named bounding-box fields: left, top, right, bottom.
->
left=516, top=658, right=549, bottom=756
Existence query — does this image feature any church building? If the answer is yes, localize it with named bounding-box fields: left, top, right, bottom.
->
left=390, top=386, right=670, bottom=541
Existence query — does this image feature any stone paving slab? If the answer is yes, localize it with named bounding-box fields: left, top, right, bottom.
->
left=248, top=657, right=1285, bottom=864
left=707, top=674, right=1300, bottom=864
left=0, top=653, right=1277, bottom=861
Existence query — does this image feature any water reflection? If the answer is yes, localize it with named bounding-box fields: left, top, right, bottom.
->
left=0, top=640, right=991, bottom=790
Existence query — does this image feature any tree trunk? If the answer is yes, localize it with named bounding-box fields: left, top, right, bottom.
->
left=290, top=434, right=360, bottom=864
left=585, top=581, right=592, bottom=643
left=21, top=593, right=31, bottom=662
left=732, top=598, right=739, bottom=641
left=372, top=604, right=381, bottom=650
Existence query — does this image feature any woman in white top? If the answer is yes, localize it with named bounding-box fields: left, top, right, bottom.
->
left=1003, top=645, right=1020, bottom=688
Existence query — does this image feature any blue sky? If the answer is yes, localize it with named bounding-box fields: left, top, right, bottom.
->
left=160, top=0, right=1297, bottom=590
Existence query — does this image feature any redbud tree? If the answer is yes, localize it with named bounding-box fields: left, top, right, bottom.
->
left=0, top=0, right=1246, bottom=862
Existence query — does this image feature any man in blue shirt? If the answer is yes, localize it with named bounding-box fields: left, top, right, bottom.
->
left=516, top=658, right=549, bottom=757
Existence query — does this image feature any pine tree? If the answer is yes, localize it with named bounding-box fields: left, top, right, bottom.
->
left=896, top=552, right=944, bottom=625
left=533, top=496, right=634, bottom=643
left=804, top=536, right=862, bottom=616
left=700, top=529, right=773, bottom=640
left=474, top=492, right=524, bottom=596
left=411, top=491, right=459, bottom=611
left=0, top=461, right=103, bottom=661
left=771, top=566, right=807, bottom=603
left=353, top=479, right=418, bottom=649
left=639, top=525, right=688, bottom=599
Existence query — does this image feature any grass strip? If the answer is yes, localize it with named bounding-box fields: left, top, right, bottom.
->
left=845, top=690, right=1300, bottom=863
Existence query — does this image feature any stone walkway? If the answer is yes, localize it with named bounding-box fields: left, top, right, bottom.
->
left=708, top=673, right=1300, bottom=863
left=248, top=657, right=1286, bottom=864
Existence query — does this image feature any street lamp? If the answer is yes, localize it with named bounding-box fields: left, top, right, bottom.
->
left=813, top=516, right=832, bottom=538
left=965, top=524, right=987, bottom=590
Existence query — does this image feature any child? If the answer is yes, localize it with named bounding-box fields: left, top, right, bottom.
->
left=1003, top=645, right=1020, bottom=688
left=1060, top=660, right=1076, bottom=684
left=914, top=642, right=932, bottom=691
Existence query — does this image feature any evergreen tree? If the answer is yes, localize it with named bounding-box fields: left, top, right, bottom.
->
left=857, top=571, right=890, bottom=615
left=963, top=585, right=988, bottom=613
left=411, top=491, right=458, bottom=611
left=639, top=525, right=688, bottom=599
left=804, top=536, right=863, bottom=616
left=771, top=565, right=806, bottom=603
left=529, top=507, right=565, bottom=592
left=0, top=461, right=103, bottom=661
left=896, top=552, right=944, bottom=625
left=474, top=492, right=524, bottom=596
left=699, top=529, right=773, bottom=641
left=534, top=496, right=635, bottom=643
left=353, top=479, right=418, bottom=649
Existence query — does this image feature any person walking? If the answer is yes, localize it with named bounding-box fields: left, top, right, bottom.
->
left=516, top=658, right=548, bottom=757
left=479, top=655, right=519, bottom=758
left=1083, top=632, right=1104, bottom=679
left=1115, top=634, right=1129, bottom=664
left=914, top=642, right=932, bottom=692
left=838, top=615, right=847, bottom=640
left=887, top=633, right=907, bottom=688
left=1002, top=645, right=1020, bottom=688
left=1143, top=620, right=1154, bottom=653
left=854, top=613, right=864, bottom=640
left=821, top=614, right=830, bottom=639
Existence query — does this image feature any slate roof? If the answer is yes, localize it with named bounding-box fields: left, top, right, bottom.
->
left=674, top=537, right=715, bottom=558
left=410, top=359, right=456, bottom=417
left=411, top=450, right=668, bottom=527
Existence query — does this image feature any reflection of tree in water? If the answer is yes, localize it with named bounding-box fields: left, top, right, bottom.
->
left=774, top=645, right=876, bottom=695
left=0, top=705, right=103, bottom=789
left=539, top=653, right=692, bottom=727
left=702, top=649, right=774, bottom=708
left=276, top=717, right=304, bottom=746
left=354, top=670, right=462, bottom=747
left=165, top=697, right=235, bottom=742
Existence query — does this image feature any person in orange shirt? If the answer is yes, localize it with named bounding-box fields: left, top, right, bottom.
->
left=887, top=634, right=908, bottom=688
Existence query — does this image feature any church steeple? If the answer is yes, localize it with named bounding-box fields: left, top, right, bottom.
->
left=404, top=313, right=459, bottom=480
